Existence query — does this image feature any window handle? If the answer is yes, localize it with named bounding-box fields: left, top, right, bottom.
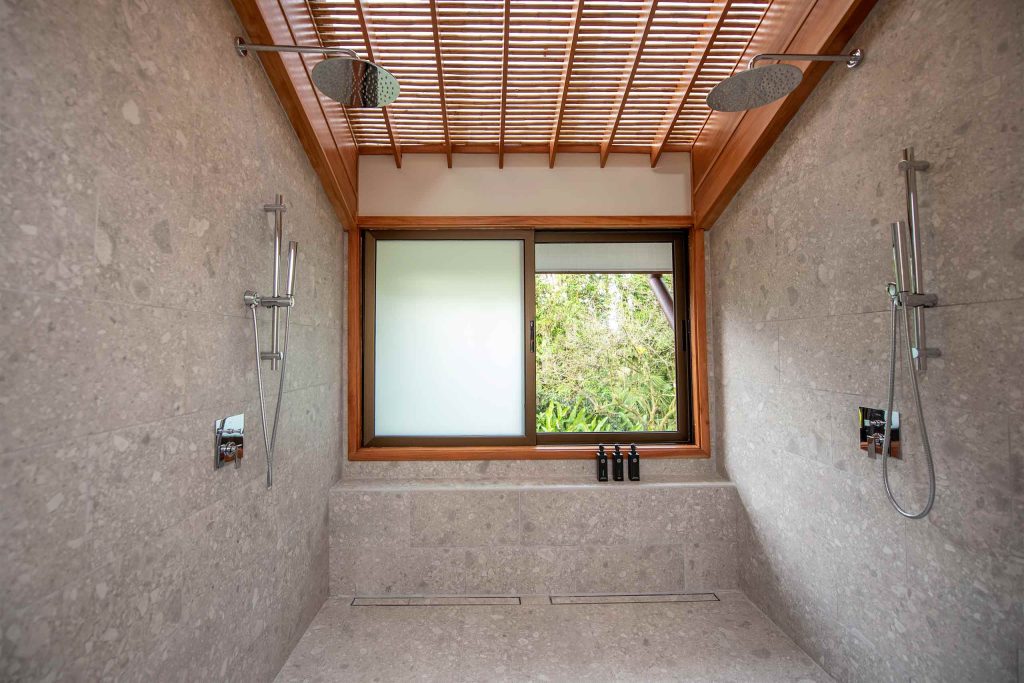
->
left=529, top=320, right=535, bottom=353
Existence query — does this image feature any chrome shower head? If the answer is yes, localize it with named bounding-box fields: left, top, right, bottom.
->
left=706, top=49, right=863, bottom=112
left=235, top=38, right=400, bottom=108
left=311, top=56, right=399, bottom=108
left=706, top=63, right=803, bottom=113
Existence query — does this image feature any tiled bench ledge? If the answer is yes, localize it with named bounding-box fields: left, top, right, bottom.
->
left=329, top=477, right=739, bottom=597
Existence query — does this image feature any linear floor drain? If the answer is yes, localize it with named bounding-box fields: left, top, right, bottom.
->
left=352, top=596, right=522, bottom=607
left=550, top=593, right=719, bottom=605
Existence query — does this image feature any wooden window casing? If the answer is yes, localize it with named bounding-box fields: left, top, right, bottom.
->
left=346, top=218, right=710, bottom=461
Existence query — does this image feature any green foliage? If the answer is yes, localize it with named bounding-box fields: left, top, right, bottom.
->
left=535, top=273, right=677, bottom=433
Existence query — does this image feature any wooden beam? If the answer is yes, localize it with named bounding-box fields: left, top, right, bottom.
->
left=548, top=0, right=586, bottom=169
left=346, top=226, right=362, bottom=455
left=649, top=0, right=733, bottom=168
left=598, top=0, right=659, bottom=168
left=497, top=0, right=511, bottom=169
left=359, top=215, right=694, bottom=229
left=352, top=0, right=402, bottom=168
left=231, top=0, right=357, bottom=230
left=427, top=0, right=452, bottom=168
left=692, top=0, right=878, bottom=228
left=688, top=228, right=711, bottom=453
left=360, top=143, right=691, bottom=156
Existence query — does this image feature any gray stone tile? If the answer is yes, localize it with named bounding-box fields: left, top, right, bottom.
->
left=779, top=311, right=891, bottom=395
left=715, top=316, right=781, bottom=385
left=902, top=522, right=1024, bottom=682
left=520, top=488, right=635, bottom=546
left=917, top=300, right=1024, bottom=414
left=573, top=545, right=686, bottom=595
left=464, top=546, right=577, bottom=595
left=410, top=489, right=520, bottom=547
left=684, top=540, right=738, bottom=591
left=330, top=490, right=410, bottom=547
left=352, top=547, right=466, bottom=596
left=0, top=126, right=98, bottom=297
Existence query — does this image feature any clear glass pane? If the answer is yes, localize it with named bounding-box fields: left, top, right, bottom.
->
left=374, top=240, right=525, bottom=437
left=536, top=272, right=677, bottom=433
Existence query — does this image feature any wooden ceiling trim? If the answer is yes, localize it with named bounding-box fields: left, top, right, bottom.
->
left=231, top=0, right=357, bottom=230
left=548, top=0, right=585, bottom=168
left=427, top=0, right=452, bottom=168
left=597, top=0, right=659, bottom=168
left=691, top=0, right=878, bottom=229
left=359, top=215, right=694, bottom=229
left=498, top=0, right=511, bottom=169
left=352, top=0, right=403, bottom=168
left=649, top=0, right=732, bottom=168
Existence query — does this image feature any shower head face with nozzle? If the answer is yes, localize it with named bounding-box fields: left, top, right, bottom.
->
left=311, top=57, right=400, bottom=108
left=706, top=63, right=803, bottom=112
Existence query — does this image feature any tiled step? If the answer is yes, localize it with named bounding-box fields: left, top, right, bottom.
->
left=329, top=477, right=739, bottom=597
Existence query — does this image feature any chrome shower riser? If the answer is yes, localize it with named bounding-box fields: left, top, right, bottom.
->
left=245, top=195, right=299, bottom=488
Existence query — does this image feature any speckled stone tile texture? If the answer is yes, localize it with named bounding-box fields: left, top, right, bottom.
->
left=710, top=0, right=1024, bottom=680
left=275, top=594, right=834, bottom=682
left=0, top=0, right=345, bottom=680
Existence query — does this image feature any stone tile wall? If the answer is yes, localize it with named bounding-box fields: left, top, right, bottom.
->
left=329, top=481, right=739, bottom=597
left=0, top=1, right=345, bottom=680
left=709, top=0, right=1023, bottom=680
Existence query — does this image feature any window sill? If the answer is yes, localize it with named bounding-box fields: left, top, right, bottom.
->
left=348, top=444, right=709, bottom=461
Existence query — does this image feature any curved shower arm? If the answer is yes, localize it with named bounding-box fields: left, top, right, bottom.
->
left=235, top=37, right=360, bottom=60
left=749, top=49, right=863, bottom=70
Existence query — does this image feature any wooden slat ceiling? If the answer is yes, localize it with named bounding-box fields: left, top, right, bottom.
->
left=306, top=0, right=770, bottom=166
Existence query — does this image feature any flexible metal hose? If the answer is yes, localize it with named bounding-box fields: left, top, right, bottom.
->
left=881, top=292, right=936, bottom=518
left=250, top=304, right=291, bottom=488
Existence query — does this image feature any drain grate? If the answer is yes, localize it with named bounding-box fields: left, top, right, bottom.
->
left=351, top=596, right=522, bottom=607
left=350, top=593, right=718, bottom=607
left=549, top=593, right=719, bottom=605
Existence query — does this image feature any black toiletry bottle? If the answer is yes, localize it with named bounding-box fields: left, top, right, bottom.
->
left=612, top=445, right=624, bottom=481
left=596, top=445, right=609, bottom=482
left=628, top=444, right=640, bottom=481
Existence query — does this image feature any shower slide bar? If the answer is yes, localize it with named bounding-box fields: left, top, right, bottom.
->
left=244, top=194, right=299, bottom=488
left=897, top=147, right=940, bottom=370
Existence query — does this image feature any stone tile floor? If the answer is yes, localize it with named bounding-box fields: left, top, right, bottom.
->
left=275, top=592, right=833, bottom=682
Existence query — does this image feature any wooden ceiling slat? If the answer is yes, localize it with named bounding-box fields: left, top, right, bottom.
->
left=352, top=0, right=403, bottom=167
left=302, top=0, right=770, bottom=162
left=548, top=0, right=585, bottom=168
left=650, top=0, right=732, bottom=167
left=498, top=0, right=511, bottom=168
left=427, top=0, right=452, bottom=167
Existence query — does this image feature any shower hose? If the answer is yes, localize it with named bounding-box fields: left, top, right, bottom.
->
left=881, top=287, right=936, bottom=518
left=249, top=304, right=291, bottom=488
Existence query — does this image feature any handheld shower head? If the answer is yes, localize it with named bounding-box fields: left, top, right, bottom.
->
left=285, top=241, right=298, bottom=298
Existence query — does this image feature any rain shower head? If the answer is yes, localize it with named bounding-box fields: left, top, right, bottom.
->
left=235, top=37, right=399, bottom=108
left=706, top=49, right=863, bottom=112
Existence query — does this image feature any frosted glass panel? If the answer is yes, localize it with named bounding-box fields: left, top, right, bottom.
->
left=374, top=240, right=525, bottom=437
left=536, top=242, right=673, bottom=273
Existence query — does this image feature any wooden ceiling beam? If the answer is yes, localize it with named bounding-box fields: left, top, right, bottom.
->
left=352, top=0, right=403, bottom=168
left=548, top=0, right=586, bottom=168
left=649, top=0, right=733, bottom=168
left=427, top=0, right=452, bottom=168
left=498, top=0, right=511, bottom=169
left=598, top=0, right=659, bottom=168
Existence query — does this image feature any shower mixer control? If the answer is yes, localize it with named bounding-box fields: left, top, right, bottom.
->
left=214, top=414, right=245, bottom=470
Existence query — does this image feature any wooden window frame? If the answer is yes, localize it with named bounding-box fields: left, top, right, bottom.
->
left=346, top=218, right=710, bottom=461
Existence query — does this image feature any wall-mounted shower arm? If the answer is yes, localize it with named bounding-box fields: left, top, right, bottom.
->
left=749, top=50, right=863, bottom=70
left=235, top=38, right=359, bottom=60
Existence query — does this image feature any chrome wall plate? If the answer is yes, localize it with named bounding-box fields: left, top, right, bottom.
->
left=214, top=414, right=245, bottom=469
left=859, top=407, right=900, bottom=459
